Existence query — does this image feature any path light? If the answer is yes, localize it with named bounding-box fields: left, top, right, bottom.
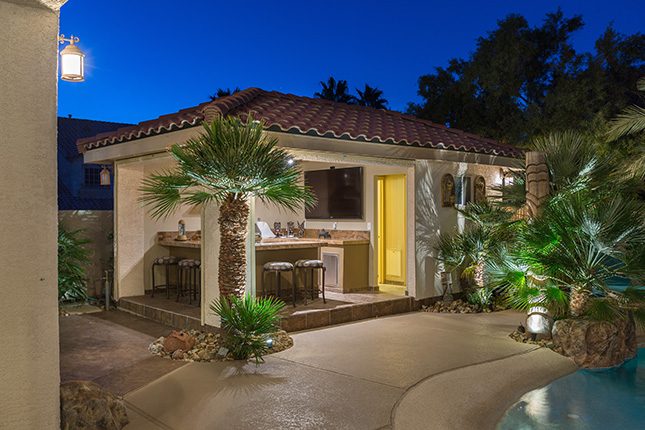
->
left=59, top=34, right=85, bottom=82
left=266, top=338, right=274, bottom=349
left=99, top=165, right=111, bottom=186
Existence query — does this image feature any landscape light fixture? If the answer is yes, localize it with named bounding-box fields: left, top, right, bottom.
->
left=59, top=34, right=85, bottom=82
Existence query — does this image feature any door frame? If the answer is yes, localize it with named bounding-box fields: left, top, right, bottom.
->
left=375, top=174, right=407, bottom=287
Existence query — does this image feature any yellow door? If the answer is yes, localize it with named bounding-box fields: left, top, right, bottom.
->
left=377, top=175, right=406, bottom=285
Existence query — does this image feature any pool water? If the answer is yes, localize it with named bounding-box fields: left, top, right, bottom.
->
left=498, top=348, right=644, bottom=430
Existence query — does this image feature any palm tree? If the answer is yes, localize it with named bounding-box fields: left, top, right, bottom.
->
left=356, top=84, right=388, bottom=109
left=314, top=77, right=356, bottom=104
left=607, top=77, right=645, bottom=140
left=140, top=116, right=314, bottom=298
left=490, top=189, right=645, bottom=321
left=209, top=87, right=241, bottom=100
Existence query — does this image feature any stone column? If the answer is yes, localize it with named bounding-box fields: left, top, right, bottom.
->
left=0, top=1, right=67, bottom=428
left=525, top=151, right=549, bottom=218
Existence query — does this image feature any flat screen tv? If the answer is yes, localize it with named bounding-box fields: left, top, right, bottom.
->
left=305, top=167, right=363, bottom=219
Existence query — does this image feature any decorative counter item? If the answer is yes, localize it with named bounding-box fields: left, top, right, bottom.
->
left=318, top=229, right=331, bottom=239
left=296, top=221, right=305, bottom=238
left=287, top=221, right=295, bottom=237
left=273, top=222, right=282, bottom=237
left=176, top=219, right=188, bottom=241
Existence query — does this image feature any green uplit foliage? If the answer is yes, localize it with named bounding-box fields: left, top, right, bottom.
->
left=58, top=225, right=90, bottom=302
left=210, top=295, right=285, bottom=363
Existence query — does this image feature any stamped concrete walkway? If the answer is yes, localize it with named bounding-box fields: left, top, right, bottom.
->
left=123, top=310, right=576, bottom=429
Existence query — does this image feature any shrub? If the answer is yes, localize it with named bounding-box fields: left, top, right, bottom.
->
left=58, top=226, right=90, bottom=302
left=210, top=295, right=285, bottom=363
left=466, top=287, right=494, bottom=310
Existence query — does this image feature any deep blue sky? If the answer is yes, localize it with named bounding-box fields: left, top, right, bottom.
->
left=58, top=0, right=644, bottom=124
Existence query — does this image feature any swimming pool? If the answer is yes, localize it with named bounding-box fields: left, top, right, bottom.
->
left=498, top=348, right=644, bottom=430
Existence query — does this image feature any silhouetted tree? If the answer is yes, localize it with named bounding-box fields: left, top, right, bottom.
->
left=314, top=77, right=356, bottom=104
left=356, top=84, right=388, bottom=109
left=209, top=87, right=241, bottom=100
left=408, top=9, right=645, bottom=145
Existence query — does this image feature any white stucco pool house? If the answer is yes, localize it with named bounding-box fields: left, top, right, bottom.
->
left=77, top=88, right=522, bottom=328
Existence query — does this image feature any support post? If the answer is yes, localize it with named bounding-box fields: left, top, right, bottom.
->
left=525, top=151, right=549, bottom=218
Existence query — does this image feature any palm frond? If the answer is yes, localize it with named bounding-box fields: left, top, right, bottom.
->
left=607, top=105, right=645, bottom=141
left=139, top=115, right=314, bottom=219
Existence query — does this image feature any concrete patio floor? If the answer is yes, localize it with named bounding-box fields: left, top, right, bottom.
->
left=123, top=310, right=577, bottom=430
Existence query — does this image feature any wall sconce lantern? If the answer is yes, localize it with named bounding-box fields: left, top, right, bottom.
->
left=59, top=34, right=85, bottom=82
left=99, top=165, right=111, bottom=186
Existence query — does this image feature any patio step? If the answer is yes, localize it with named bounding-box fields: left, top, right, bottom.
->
left=279, top=296, right=419, bottom=332
left=118, top=296, right=205, bottom=331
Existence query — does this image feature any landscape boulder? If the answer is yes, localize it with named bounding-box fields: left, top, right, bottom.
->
left=162, top=330, right=196, bottom=353
left=551, top=317, right=637, bottom=368
left=60, top=381, right=128, bottom=430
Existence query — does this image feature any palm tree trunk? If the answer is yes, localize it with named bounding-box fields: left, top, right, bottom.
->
left=218, top=194, right=250, bottom=298
left=569, top=287, right=590, bottom=317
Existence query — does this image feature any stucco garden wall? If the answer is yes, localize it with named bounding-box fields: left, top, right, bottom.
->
left=59, top=210, right=113, bottom=296
left=0, top=1, right=64, bottom=428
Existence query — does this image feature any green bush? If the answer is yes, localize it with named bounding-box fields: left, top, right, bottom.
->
left=466, top=287, right=494, bottom=310
left=58, top=226, right=90, bottom=302
left=210, top=295, right=285, bottom=363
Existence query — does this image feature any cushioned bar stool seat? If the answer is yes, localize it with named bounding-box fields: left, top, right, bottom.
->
left=295, top=259, right=326, bottom=305
left=151, top=256, right=180, bottom=298
left=262, top=261, right=295, bottom=307
left=178, top=259, right=201, bottom=305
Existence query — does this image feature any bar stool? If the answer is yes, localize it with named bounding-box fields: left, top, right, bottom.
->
left=151, top=256, right=180, bottom=298
left=295, top=259, right=326, bottom=305
left=262, top=262, right=295, bottom=307
left=178, top=259, right=201, bottom=305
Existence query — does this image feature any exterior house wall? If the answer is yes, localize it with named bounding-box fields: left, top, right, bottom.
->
left=0, top=0, right=64, bottom=428
left=255, top=160, right=416, bottom=291
left=414, top=159, right=504, bottom=299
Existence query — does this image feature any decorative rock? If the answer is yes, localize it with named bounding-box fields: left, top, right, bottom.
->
left=149, top=329, right=293, bottom=362
left=60, top=381, right=128, bottom=430
left=551, top=317, right=637, bottom=368
left=162, top=330, right=196, bottom=353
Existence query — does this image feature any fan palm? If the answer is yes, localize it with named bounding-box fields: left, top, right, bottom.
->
left=606, top=77, right=645, bottom=141
left=141, top=116, right=314, bottom=297
left=356, top=84, right=388, bottom=109
left=490, top=189, right=645, bottom=323
left=314, top=77, right=356, bottom=104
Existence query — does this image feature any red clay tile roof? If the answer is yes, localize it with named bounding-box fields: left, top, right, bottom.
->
left=77, top=88, right=522, bottom=158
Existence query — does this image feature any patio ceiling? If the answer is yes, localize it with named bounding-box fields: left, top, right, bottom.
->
left=77, top=88, right=523, bottom=159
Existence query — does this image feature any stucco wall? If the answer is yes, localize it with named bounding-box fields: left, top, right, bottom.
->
left=255, top=159, right=416, bottom=291
left=59, top=210, right=114, bottom=296
left=414, top=159, right=504, bottom=298
left=0, top=1, right=62, bottom=428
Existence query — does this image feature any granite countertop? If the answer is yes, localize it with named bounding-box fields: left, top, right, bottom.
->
left=158, top=234, right=369, bottom=250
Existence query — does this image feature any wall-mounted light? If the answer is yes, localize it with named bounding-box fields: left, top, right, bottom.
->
left=59, top=34, right=85, bottom=82
left=99, top=165, right=111, bottom=186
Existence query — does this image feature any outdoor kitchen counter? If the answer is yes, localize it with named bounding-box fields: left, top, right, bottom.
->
left=157, top=234, right=369, bottom=250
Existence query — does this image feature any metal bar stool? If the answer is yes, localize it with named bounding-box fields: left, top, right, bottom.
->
left=262, top=262, right=295, bottom=307
left=151, top=256, right=180, bottom=298
left=295, top=259, right=326, bottom=305
left=177, top=259, right=201, bottom=305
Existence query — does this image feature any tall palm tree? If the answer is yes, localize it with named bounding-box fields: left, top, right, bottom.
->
left=314, top=77, right=356, bottom=104
left=141, top=116, right=314, bottom=298
left=209, top=87, right=241, bottom=100
left=356, top=84, right=388, bottom=109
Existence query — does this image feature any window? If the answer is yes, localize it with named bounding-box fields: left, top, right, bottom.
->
left=84, top=165, right=104, bottom=186
left=455, top=176, right=472, bottom=206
